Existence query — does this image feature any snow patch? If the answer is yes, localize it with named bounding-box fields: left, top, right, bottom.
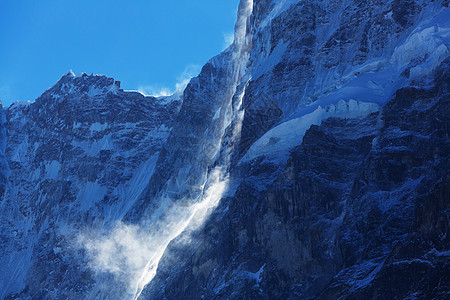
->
left=103, top=156, right=159, bottom=221
left=244, top=263, right=266, bottom=284
left=0, top=248, right=33, bottom=299
left=77, top=181, right=108, bottom=212
left=428, top=248, right=450, bottom=257
left=72, top=134, right=112, bottom=156
left=391, top=21, right=450, bottom=79
left=10, top=138, right=29, bottom=163
left=87, top=85, right=105, bottom=98
left=108, top=83, right=119, bottom=94
left=89, top=122, right=108, bottom=133
left=259, top=0, right=298, bottom=29
left=45, top=160, right=61, bottom=180
left=242, top=100, right=379, bottom=162
left=156, top=90, right=183, bottom=105
left=253, top=41, right=287, bottom=80
left=10, top=100, right=32, bottom=108
left=213, top=107, right=222, bottom=121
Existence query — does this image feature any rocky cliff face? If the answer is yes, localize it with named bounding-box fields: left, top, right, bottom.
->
left=1, top=0, right=449, bottom=299
left=143, top=58, right=449, bottom=299
left=0, top=73, right=182, bottom=299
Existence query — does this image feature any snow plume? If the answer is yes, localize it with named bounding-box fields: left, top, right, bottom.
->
left=133, top=168, right=229, bottom=299
left=223, top=32, right=235, bottom=49
left=78, top=168, right=229, bottom=300
left=233, top=0, right=253, bottom=47
left=138, top=64, right=201, bottom=97
left=137, top=85, right=172, bottom=97
left=79, top=223, right=153, bottom=286
left=175, top=64, right=202, bottom=91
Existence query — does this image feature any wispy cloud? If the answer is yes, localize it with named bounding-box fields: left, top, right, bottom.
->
left=223, top=32, right=235, bottom=50
left=138, top=64, right=201, bottom=97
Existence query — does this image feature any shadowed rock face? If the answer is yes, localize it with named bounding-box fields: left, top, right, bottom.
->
left=0, top=73, right=183, bottom=299
left=142, top=58, right=449, bottom=300
left=1, top=0, right=449, bottom=299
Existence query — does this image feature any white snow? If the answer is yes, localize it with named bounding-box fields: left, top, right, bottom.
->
left=77, top=181, right=108, bottom=212
left=259, top=0, right=298, bottom=30
left=156, top=90, right=183, bottom=104
left=428, top=248, right=450, bottom=257
left=132, top=168, right=230, bottom=300
left=348, top=260, right=385, bottom=293
left=103, top=155, right=159, bottom=221
left=61, top=82, right=76, bottom=94
left=89, top=122, right=108, bottom=133
left=51, top=93, right=61, bottom=101
left=3, top=2, right=447, bottom=300
left=72, top=134, right=112, bottom=156
left=11, top=100, right=32, bottom=107
left=301, top=6, right=450, bottom=121
left=108, top=83, right=119, bottom=94
left=44, top=160, right=61, bottom=180
left=362, top=176, right=425, bottom=214
left=0, top=248, right=33, bottom=299
left=213, top=107, right=222, bottom=121
left=391, top=17, right=450, bottom=80
left=87, top=85, right=105, bottom=98
left=242, top=100, right=379, bottom=162
left=253, top=41, right=287, bottom=80
left=244, top=263, right=266, bottom=283
left=10, top=137, right=29, bottom=163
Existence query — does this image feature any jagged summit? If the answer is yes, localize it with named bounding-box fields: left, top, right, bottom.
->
left=7, top=70, right=181, bottom=116
left=38, top=71, right=122, bottom=102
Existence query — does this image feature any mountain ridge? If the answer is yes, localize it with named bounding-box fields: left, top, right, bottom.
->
left=0, top=0, right=449, bottom=299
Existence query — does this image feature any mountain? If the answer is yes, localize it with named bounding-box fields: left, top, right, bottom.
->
left=1, top=0, right=449, bottom=299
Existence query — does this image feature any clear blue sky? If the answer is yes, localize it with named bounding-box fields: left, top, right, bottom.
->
left=0, top=0, right=240, bottom=106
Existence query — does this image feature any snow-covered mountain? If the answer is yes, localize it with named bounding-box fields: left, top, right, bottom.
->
left=1, top=0, right=449, bottom=299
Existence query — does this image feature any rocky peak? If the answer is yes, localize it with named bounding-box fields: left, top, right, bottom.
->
left=39, top=71, right=122, bottom=103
